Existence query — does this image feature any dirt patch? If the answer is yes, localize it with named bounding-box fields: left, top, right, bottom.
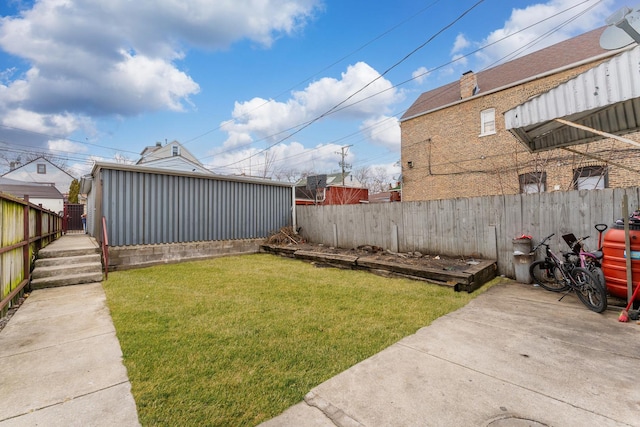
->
left=273, top=242, right=480, bottom=272
left=265, top=227, right=482, bottom=272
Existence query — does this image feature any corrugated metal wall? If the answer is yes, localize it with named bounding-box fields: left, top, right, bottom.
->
left=98, top=167, right=293, bottom=246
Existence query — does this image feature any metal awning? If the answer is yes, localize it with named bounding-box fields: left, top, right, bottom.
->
left=505, top=44, right=640, bottom=152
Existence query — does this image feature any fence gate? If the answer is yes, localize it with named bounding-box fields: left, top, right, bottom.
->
left=64, top=203, right=84, bottom=233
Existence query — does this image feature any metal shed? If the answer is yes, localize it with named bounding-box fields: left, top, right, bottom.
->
left=84, top=162, right=294, bottom=247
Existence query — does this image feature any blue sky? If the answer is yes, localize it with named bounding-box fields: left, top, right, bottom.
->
left=0, top=0, right=632, bottom=184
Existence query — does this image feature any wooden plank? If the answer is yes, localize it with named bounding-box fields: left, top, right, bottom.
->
left=294, top=250, right=358, bottom=267
left=356, top=256, right=470, bottom=284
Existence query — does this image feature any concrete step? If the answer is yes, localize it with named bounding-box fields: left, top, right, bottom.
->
left=37, top=247, right=101, bottom=259
left=35, top=254, right=102, bottom=268
left=31, top=272, right=104, bottom=290
left=31, top=262, right=102, bottom=280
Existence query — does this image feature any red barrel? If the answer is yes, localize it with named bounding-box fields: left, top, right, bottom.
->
left=602, top=224, right=640, bottom=298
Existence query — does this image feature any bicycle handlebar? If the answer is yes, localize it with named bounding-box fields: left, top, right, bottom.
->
left=531, top=233, right=554, bottom=252
left=570, top=235, right=591, bottom=251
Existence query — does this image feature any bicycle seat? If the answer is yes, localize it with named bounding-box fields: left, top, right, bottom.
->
left=589, top=250, right=603, bottom=260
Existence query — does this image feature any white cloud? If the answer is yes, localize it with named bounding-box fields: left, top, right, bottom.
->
left=0, top=0, right=322, bottom=140
left=360, top=116, right=400, bottom=152
left=432, top=0, right=622, bottom=80
left=411, top=66, right=430, bottom=84
left=221, top=61, right=403, bottom=146
left=207, top=141, right=343, bottom=177
left=48, top=138, right=88, bottom=154
left=473, top=0, right=620, bottom=68
left=0, top=108, right=82, bottom=136
left=451, top=33, right=470, bottom=54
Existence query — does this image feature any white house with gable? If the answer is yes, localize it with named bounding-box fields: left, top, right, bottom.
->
left=1, top=157, right=76, bottom=198
left=137, top=140, right=211, bottom=174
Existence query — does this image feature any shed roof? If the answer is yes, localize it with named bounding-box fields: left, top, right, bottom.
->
left=0, top=180, right=63, bottom=199
left=505, top=44, right=640, bottom=152
left=90, top=161, right=293, bottom=188
left=401, top=27, right=613, bottom=121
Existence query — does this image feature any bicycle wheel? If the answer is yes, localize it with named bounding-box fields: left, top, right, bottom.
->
left=572, top=267, right=607, bottom=313
left=529, top=260, right=569, bottom=292
left=584, top=258, right=606, bottom=289
left=591, top=266, right=606, bottom=289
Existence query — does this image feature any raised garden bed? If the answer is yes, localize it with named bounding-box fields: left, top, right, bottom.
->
left=260, top=244, right=496, bottom=293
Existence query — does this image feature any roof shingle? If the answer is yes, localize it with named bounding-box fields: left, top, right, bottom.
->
left=401, top=26, right=611, bottom=121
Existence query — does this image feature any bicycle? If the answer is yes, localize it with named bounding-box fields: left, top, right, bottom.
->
left=529, top=233, right=607, bottom=313
left=561, top=231, right=605, bottom=288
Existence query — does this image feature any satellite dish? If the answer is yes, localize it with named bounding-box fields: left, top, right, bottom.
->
left=600, top=6, right=640, bottom=50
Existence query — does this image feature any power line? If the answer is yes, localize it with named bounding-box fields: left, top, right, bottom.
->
left=209, top=0, right=603, bottom=173
left=0, top=0, right=608, bottom=178
left=214, top=1, right=487, bottom=171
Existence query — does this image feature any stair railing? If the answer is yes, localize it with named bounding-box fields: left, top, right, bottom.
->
left=101, top=216, right=110, bottom=280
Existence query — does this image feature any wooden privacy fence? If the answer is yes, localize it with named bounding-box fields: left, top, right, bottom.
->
left=0, top=193, right=62, bottom=317
left=296, top=187, right=640, bottom=278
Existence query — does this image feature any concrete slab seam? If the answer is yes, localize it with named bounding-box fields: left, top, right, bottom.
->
left=0, top=331, right=117, bottom=360
left=393, top=341, right=631, bottom=425
left=435, top=316, right=640, bottom=360
left=304, top=391, right=364, bottom=427
left=0, top=380, right=133, bottom=423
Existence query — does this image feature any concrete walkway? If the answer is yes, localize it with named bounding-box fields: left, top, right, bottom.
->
left=262, top=284, right=640, bottom=427
left=0, top=281, right=139, bottom=426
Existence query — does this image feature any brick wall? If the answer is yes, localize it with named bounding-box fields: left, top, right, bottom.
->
left=401, top=61, right=640, bottom=201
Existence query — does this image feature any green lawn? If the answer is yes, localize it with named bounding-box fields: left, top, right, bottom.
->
left=104, top=253, right=494, bottom=426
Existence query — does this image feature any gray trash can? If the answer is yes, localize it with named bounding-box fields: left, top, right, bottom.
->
left=513, top=237, right=533, bottom=284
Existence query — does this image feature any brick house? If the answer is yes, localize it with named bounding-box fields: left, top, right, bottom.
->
left=400, top=27, right=640, bottom=202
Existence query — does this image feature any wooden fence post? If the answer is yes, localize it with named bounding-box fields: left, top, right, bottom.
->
left=23, top=196, right=30, bottom=292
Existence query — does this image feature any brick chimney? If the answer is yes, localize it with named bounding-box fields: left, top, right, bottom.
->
left=460, top=70, right=478, bottom=99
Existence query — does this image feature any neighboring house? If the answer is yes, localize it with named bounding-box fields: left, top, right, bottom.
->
left=0, top=177, right=64, bottom=213
left=296, top=172, right=369, bottom=205
left=400, top=26, right=640, bottom=202
left=137, top=140, right=212, bottom=174
left=1, top=157, right=75, bottom=199
left=368, top=183, right=402, bottom=203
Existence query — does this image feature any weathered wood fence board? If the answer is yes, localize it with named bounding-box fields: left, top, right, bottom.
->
left=296, top=187, right=640, bottom=278
left=0, top=193, right=62, bottom=318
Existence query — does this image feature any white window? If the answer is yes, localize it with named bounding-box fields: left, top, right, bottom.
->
left=37, top=164, right=46, bottom=174
left=172, top=145, right=180, bottom=156
left=519, top=172, right=546, bottom=194
left=574, top=166, right=607, bottom=190
left=480, top=108, right=496, bottom=136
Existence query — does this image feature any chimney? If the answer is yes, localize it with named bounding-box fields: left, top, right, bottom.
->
left=156, top=141, right=162, bottom=147
left=9, top=161, right=15, bottom=171
left=460, top=70, right=478, bottom=99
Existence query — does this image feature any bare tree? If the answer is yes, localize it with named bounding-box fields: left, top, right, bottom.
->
left=113, top=153, right=135, bottom=165
left=353, top=166, right=393, bottom=193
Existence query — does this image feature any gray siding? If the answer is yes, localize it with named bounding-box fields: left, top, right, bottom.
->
left=98, top=167, right=292, bottom=246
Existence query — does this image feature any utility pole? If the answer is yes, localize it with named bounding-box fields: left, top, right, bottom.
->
left=336, top=145, right=353, bottom=185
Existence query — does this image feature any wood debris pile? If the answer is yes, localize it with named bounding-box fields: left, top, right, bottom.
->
left=265, top=226, right=304, bottom=245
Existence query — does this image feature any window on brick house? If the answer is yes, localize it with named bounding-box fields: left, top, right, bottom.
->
left=480, top=108, right=496, bottom=136
left=37, top=163, right=46, bottom=174
left=573, top=166, right=607, bottom=190
left=519, top=172, right=546, bottom=193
